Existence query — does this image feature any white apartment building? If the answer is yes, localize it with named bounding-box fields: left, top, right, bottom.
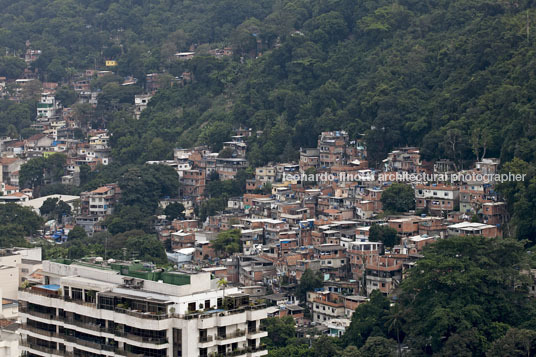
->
left=19, top=260, right=269, bottom=357
left=37, top=92, right=61, bottom=120
left=134, top=94, right=152, bottom=119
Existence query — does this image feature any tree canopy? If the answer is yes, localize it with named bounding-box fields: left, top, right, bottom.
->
left=380, top=183, right=415, bottom=213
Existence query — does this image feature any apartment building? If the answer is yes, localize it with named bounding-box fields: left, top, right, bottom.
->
left=254, top=167, right=275, bottom=185
left=415, top=184, right=460, bottom=214
left=447, top=222, right=500, bottom=238
left=181, top=169, right=206, bottom=198
left=365, top=257, right=403, bottom=295
left=19, top=260, right=269, bottom=357
left=318, top=131, right=349, bottom=168
left=307, top=291, right=345, bottom=323
left=81, top=185, right=120, bottom=217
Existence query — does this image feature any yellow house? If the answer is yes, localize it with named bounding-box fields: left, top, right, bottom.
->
left=105, top=60, right=117, bottom=67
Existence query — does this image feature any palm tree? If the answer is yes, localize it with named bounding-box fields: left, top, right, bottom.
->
left=218, top=278, right=229, bottom=304
left=386, top=304, right=405, bottom=357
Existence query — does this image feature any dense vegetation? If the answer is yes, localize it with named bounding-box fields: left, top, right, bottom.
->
left=3, top=0, right=536, bottom=240
left=0, top=204, right=42, bottom=247
left=262, top=236, right=536, bottom=356
left=3, top=1, right=536, bottom=355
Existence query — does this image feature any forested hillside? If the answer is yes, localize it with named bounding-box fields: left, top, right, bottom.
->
left=3, top=0, right=536, bottom=241
left=2, top=0, right=536, bottom=167
left=101, top=0, right=536, bottom=167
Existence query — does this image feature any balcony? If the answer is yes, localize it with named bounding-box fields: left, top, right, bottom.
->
left=114, top=307, right=170, bottom=320
left=19, top=306, right=61, bottom=321
left=64, top=335, right=109, bottom=351
left=216, top=329, right=246, bottom=341
left=20, top=324, right=59, bottom=338
left=246, top=326, right=268, bottom=339
left=64, top=318, right=113, bottom=334
left=20, top=341, right=68, bottom=356
left=199, top=335, right=214, bottom=343
left=115, top=331, right=168, bottom=345
left=114, top=347, right=145, bottom=357
left=211, top=345, right=268, bottom=357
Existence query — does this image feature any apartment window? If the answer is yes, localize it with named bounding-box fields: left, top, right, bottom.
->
left=218, top=326, right=226, bottom=338
left=98, top=295, right=114, bottom=310
left=71, top=288, right=83, bottom=301
left=188, top=302, right=196, bottom=312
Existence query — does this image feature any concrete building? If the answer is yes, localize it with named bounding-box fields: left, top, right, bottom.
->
left=37, top=92, right=61, bottom=120
left=0, top=323, right=19, bottom=357
left=134, top=94, right=152, bottom=119
left=18, top=260, right=269, bottom=357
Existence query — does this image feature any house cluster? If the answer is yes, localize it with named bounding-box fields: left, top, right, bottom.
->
left=140, top=129, right=508, bottom=337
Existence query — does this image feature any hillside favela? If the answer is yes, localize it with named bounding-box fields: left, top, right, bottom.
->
left=1, top=1, right=536, bottom=356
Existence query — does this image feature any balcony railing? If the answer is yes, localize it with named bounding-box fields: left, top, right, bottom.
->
left=114, top=347, right=145, bottom=357
left=115, top=331, right=168, bottom=345
left=114, top=307, right=170, bottom=320
left=199, top=335, right=214, bottom=343
left=216, top=330, right=246, bottom=340
left=21, top=324, right=59, bottom=338
left=247, top=326, right=267, bottom=334
left=64, top=318, right=114, bottom=334
left=20, top=341, right=68, bottom=356
left=211, top=345, right=267, bottom=357
left=64, top=335, right=107, bottom=351
left=19, top=307, right=61, bottom=320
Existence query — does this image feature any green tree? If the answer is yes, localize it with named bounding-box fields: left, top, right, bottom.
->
left=68, top=226, right=88, bottom=241
left=55, top=86, right=78, bottom=107
left=368, top=224, right=398, bottom=249
left=312, top=336, right=339, bottom=357
left=104, top=206, right=152, bottom=235
left=164, top=202, right=186, bottom=221
left=262, top=316, right=296, bottom=349
left=486, top=328, right=536, bottom=357
left=296, top=269, right=323, bottom=302
left=0, top=204, right=42, bottom=236
left=343, top=290, right=390, bottom=348
left=380, top=183, right=415, bottom=213
left=119, top=165, right=179, bottom=214
left=40, top=197, right=59, bottom=216
left=359, top=336, right=394, bottom=357
left=125, top=232, right=167, bottom=264
left=212, top=229, right=241, bottom=256
left=398, top=236, right=535, bottom=355
left=341, top=346, right=361, bottom=357
left=0, top=56, right=26, bottom=78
